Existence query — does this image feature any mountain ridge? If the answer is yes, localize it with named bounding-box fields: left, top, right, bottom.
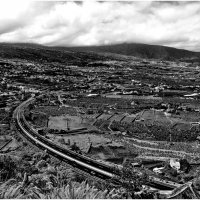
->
left=0, top=42, right=200, bottom=62
left=58, top=42, right=200, bottom=60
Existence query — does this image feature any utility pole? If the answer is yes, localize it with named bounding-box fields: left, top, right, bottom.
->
left=67, top=118, right=69, bottom=130
left=169, top=133, right=172, bottom=142
left=65, top=118, right=70, bottom=130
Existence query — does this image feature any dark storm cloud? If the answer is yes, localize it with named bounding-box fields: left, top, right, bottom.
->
left=0, top=1, right=200, bottom=51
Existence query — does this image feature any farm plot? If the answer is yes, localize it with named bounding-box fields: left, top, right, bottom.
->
left=56, top=133, right=112, bottom=153
left=33, top=106, right=77, bottom=116
left=48, top=114, right=96, bottom=131
left=56, top=133, right=133, bottom=164
left=97, top=113, right=112, bottom=120
left=48, top=115, right=85, bottom=130
left=136, top=109, right=181, bottom=126
left=121, top=114, right=136, bottom=123
left=109, top=114, right=126, bottom=122
left=83, top=113, right=99, bottom=119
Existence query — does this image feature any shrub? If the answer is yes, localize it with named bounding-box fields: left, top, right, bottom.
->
left=0, top=155, right=17, bottom=182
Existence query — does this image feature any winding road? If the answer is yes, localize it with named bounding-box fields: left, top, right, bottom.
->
left=13, top=98, right=121, bottom=183
left=124, top=138, right=196, bottom=156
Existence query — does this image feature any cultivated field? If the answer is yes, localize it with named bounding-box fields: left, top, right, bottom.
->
left=48, top=115, right=88, bottom=130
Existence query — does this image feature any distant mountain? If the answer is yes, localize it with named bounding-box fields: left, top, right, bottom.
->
left=59, top=43, right=200, bottom=61
left=0, top=42, right=200, bottom=63
left=0, top=42, right=76, bottom=63
left=0, top=43, right=111, bottom=65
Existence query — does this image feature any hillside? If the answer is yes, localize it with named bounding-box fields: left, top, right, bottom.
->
left=60, top=43, right=200, bottom=61
left=0, top=42, right=200, bottom=63
left=0, top=43, right=111, bottom=66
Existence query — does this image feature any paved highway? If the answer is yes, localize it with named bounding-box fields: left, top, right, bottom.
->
left=13, top=98, right=122, bottom=184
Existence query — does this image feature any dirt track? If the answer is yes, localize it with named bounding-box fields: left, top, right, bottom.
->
left=123, top=138, right=196, bottom=156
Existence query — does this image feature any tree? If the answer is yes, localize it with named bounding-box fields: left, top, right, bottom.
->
left=110, top=161, right=149, bottom=198
left=0, top=155, right=17, bottom=181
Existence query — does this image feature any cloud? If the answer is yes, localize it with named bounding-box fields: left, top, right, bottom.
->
left=0, top=1, right=200, bottom=51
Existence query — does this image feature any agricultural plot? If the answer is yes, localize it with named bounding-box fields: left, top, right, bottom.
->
left=135, top=109, right=186, bottom=127
left=83, top=113, right=99, bottom=119
left=56, top=133, right=112, bottom=153
left=78, top=107, right=86, bottom=113
left=33, top=106, right=77, bottom=116
left=171, top=122, right=192, bottom=131
left=34, top=106, right=59, bottom=115
left=122, top=114, right=137, bottom=123
left=109, top=114, right=126, bottom=122
left=0, top=140, right=5, bottom=149
left=179, top=111, right=200, bottom=122
left=0, top=110, right=10, bottom=124
left=89, top=144, right=129, bottom=163
left=122, top=139, right=200, bottom=163
left=97, top=113, right=112, bottom=120
left=59, top=106, right=77, bottom=116
left=48, top=115, right=85, bottom=130
left=55, top=132, right=132, bottom=164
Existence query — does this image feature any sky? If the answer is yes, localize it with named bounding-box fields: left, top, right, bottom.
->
left=0, top=1, right=200, bottom=51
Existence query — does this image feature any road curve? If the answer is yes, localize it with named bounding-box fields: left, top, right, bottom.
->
left=13, top=97, right=121, bottom=183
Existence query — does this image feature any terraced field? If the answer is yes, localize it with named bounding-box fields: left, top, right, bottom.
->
left=136, top=109, right=192, bottom=129
left=34, top=106, right=77, bottom=116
